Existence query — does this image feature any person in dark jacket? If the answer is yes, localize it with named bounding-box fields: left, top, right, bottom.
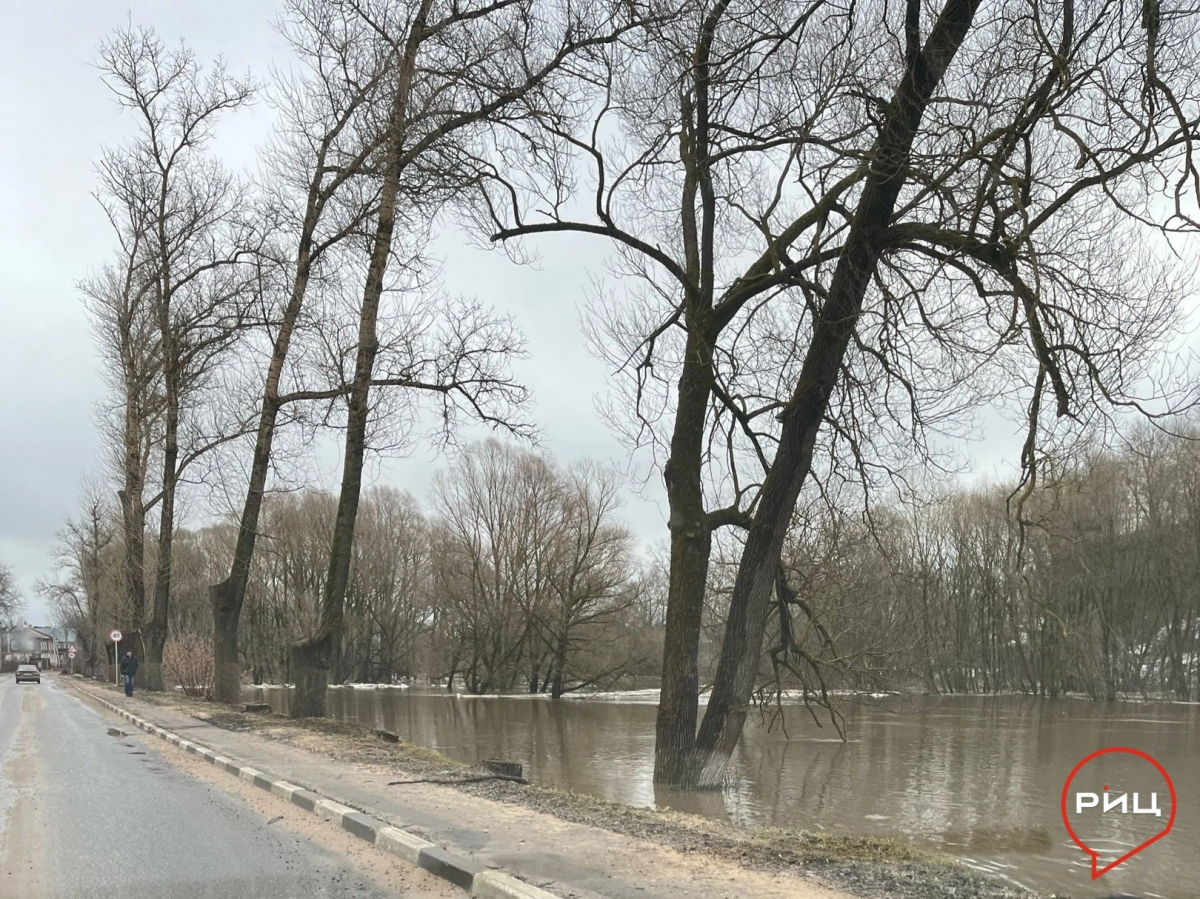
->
left=120, top=651, right=138, bottom=696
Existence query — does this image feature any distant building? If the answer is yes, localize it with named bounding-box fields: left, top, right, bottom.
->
left=1, top=625, right=68, bottom=671
left=35, top=626, right=77, bottom=665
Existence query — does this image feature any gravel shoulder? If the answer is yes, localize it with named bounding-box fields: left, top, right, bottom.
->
left=88, top=683, right=1061, bottom=899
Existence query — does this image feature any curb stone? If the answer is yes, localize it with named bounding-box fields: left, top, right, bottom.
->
left=472, top=871, right=566, bottom=899
left=75, top=686, right=565, bottom=899
left=418, top=844, right=485, bottom=889
left=376, top=826, right=434, bottom=864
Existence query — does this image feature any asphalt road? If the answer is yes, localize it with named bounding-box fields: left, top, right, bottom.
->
left=0, top=675, right=435, bottom=899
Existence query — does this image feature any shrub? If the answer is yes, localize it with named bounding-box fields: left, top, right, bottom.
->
left=163, top=633, right=214, bottom=700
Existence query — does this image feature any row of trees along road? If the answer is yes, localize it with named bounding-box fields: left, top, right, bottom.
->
left=41, top=425, right=1200, bottom=705
left=46, top=0, right=1200, bottom=787
left=43, top=443, right=664, bottom=694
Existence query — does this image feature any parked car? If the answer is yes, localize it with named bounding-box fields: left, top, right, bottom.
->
left=15, top=664, right=40, bottom=684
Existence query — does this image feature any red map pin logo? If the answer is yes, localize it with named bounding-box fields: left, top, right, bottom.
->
left=1060, top=746, right=1176, bottom=880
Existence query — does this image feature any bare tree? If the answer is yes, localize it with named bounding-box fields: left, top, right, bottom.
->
left=82, top=235, right=159, bottom=662
left=431, top=440, right=560, bottom=693
left=0, top=563, right=22, bottom=629
left=429, top=442, right=638, bottom=695
left=341, top=486, right=431, bottom=683
left=286, top=0, right=638, bottom=718
left=242, top=490, right=335, bottom=685
left=93, top=26, right=260, bottom=690
left=210, top=0, right=401, bottom=703
left=218, top=486, right=431, bottom=687
left=37, top=484, right=118, bottom=674
left=486, top=0, right=1200, bottom=784
left=540, top=461, right=636, bottom=697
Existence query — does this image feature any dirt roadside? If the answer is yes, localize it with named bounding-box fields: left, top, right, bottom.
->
left=71, top=680, right=1055, bottom=899
left=0, top=689, right=49, bottom=898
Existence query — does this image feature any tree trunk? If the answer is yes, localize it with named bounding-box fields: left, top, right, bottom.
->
left=145, top=348, right=180, bottom=693
left=684, top=0, right=983, bottom=787
left=118, top=378, right=147, bottom=640
left=550, top=631, right=569, bottom=699
left=211, top=578, right=243, bottom=703
left=654, top=330, right=715, bottom=782
left=210, top=224, right=320, bottom=699
left=142, top=620, right=167, bottom=692
left=653, top=7, right=721, bottom=782
left=290, top=7, right=425, bottom=717
left=290, top=632, right=335, bottom=717
left=85, top=514, right=105, bottom=680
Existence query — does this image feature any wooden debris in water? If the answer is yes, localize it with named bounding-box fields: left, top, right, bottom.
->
left=482, top=758, right=523, bottom=780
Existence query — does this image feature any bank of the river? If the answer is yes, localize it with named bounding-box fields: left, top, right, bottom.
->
left=114, top=685, right=1050, bottom=899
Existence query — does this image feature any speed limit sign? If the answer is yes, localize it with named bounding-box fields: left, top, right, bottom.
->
left=110, top=629, right=124, bottom=686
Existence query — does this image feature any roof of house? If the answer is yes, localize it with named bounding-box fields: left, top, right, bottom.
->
left=1, top=625, right=76, bottom=645
left=33, top=626, right=77, bottom=644
left=2, top=624, right=54, bottom=638
left=1, top=625, right=59, bottom=655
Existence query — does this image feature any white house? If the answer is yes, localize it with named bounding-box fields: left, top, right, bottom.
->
left=1, top=625, right=61, bottom=670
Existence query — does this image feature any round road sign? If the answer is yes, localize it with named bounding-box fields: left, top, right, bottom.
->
left=110, top=629, right=123, bottom=642
left=68, top=650, right=76, bottom=659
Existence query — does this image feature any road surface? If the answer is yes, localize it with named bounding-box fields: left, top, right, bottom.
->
left=0, top=675, right=450, bottom=899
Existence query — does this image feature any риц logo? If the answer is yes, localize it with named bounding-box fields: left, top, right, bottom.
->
left=1061, top=747, right=1176, bottom=880
left=1074, top=787, right=1163, bottom=817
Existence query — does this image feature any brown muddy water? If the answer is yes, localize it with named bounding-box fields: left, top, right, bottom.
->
left=249, top=687, right=1197, bottom=899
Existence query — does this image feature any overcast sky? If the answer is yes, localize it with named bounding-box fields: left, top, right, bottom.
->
left=0, top=1, right=1047, bottom=624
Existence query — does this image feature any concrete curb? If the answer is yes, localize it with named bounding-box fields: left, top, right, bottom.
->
left=77, top=687, right=564, bottom=899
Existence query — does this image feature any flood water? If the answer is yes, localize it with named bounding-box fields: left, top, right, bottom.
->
left=251, top=687, right=1197, bottom=898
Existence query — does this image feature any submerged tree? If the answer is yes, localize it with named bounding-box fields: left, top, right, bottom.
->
left=431, top=441, right=558, bottom=694
left=485, top=0, right=1200, bottom=784
left=430, top=441, right=636, bottom=695
left=540, top=461, right=636, bottom=697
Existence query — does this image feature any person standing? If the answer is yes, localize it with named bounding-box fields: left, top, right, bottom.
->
left=120, top=650, right=138, bottom=697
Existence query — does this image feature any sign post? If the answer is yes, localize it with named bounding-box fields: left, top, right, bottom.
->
left=68, top=647, right=76, bottom=676
left=110, top=629, right=122, bottom=686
